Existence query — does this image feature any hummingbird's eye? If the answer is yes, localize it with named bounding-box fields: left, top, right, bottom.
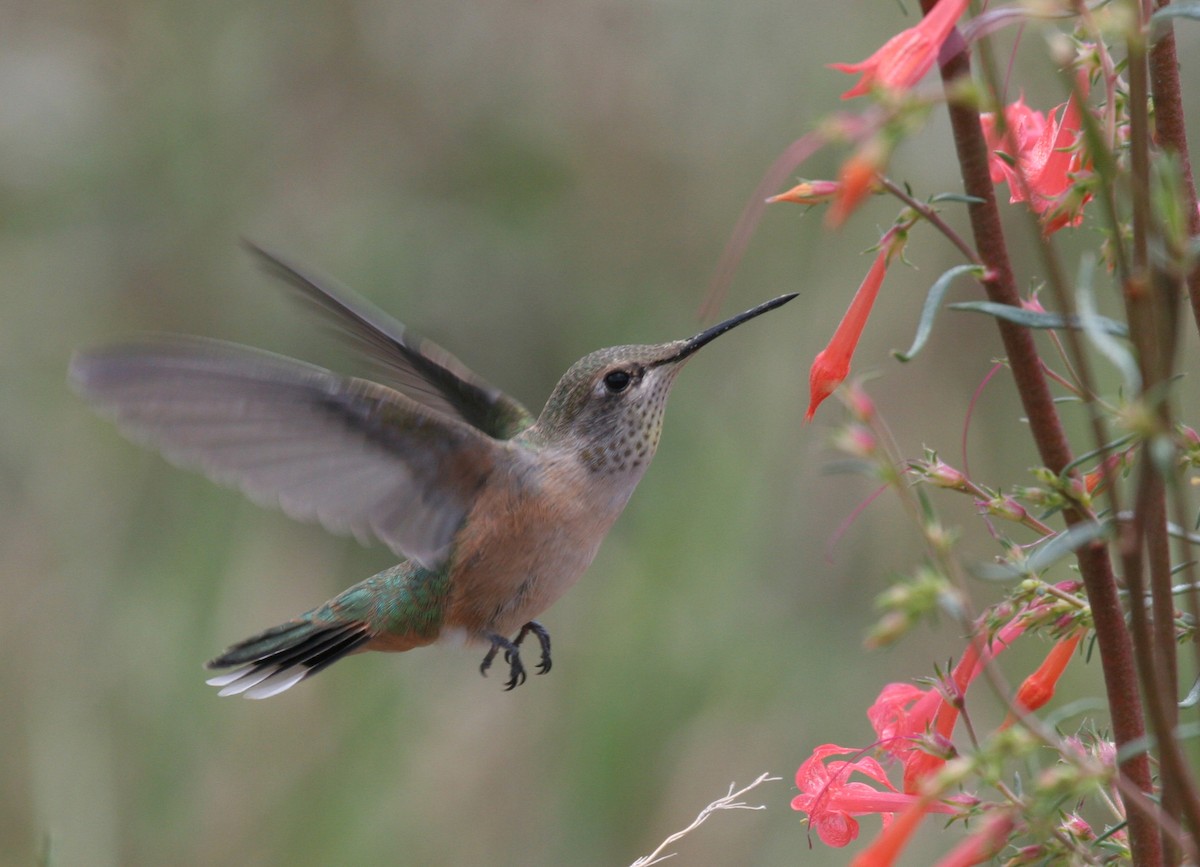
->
left=602, top=369, right=632, bottom=393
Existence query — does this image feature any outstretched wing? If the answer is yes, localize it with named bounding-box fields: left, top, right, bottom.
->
left=245, top=242, right=535, bottom=439
left=70, top=337, right=512, bottom=570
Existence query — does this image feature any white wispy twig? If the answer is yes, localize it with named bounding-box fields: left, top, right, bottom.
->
left=630, top=773, right=782, bottom=866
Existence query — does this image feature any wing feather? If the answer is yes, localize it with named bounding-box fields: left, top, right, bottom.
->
left=70, top=337, right=508, bottom=569
left=244, top=243, right=535, bottom=439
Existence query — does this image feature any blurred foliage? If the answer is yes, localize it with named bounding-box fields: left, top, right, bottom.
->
left=4, top=1, right=1198, bottom=865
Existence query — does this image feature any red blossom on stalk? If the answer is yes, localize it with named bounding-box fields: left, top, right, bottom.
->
left=806, top=226, right=906, bottom=421
left=868, top=681, right=949, bottom=790
left=979, top=96, right=1045, bottom=187
left=791, top=744, right=958, bottom=847
left=867, top=682, right=929, bottom=750
left=999, top=631, right=1083, bottom=730
left=866, top=613, right=1028, bottom=791
left=907, top=615, right=1043, bottom=787
left=980, top=83, right=1092, bottom=234
left=795, top=594, right=1093, bottom=858
left=829, top=0, right=970, bottom=99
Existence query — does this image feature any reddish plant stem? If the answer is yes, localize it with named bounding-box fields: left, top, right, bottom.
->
left=1122, top=462, right=1200, bottom=865
left=920, top=2, right=1163, bottom=863
left=1148, top=4, right=1200, bottom=334
left=1126, top=6, right=1200, bottom=855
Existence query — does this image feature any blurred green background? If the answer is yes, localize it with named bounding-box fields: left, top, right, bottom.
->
left=4, top=1, right=1199, bottom=864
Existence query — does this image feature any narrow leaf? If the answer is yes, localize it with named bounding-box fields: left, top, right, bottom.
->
left=974, top=520, right=1111, bottom=581
left=1024, top=520, right=1111, bottom=573
left=1063, top=434, right=1137, bottom=474
left=894, top=265, right=983, bottom=362
left=1151, top=1, right=1200, bottom=37
left=949, top=300, right=1129, bottom=336
left=1152, top=1, right=1200, bottom=19
left=1181, top=675, right=1200, bottom=710
left=927, top=192, right=987, bottom=205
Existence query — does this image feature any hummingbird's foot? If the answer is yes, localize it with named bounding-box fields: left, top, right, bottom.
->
left=480, top=633, right=527, bottom=690
left=513, top=620, right=552, bottom=675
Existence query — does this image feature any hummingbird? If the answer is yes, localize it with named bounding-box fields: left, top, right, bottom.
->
left=70, top=245, right=796, bottom=698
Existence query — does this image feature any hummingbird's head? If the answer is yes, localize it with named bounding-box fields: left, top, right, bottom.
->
left=530, top=293, right=796, bottom=476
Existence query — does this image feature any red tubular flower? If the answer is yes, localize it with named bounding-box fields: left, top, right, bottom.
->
left=868, top=682, right=931, bottom=752
left=829, top=0, right=970, bottom=99
left=867, top=616, right=1029, bottom=791
left=979, top=96, right=1045, bottom=187
left=981, top=82, right=1092, bottom=234
left=806, top=227, right=905, bottom=421
left=792, top=744, right=957, bottom=847
left=806, top=250, right=884, bottom=419
left=1000, top=631, right=1083, bottom=730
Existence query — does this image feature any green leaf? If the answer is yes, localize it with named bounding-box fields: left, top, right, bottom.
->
left=1062, top=432, right=1137, bottom=475
left=1151, top=1, right=1200, bottom=29
left=1181, top=675, right=1200, bottom=709
left=974, top=520, right=1111, bottom=581
left=948, top=300, right=1129, bottom=336
left=1151, top=2, right=1200, bottom=44
left=927, top=192, right=986, bottom=205
left=894, top=264, right=983, bottom=362
left=1153, top=1, right=1200, bottom=17
left=1025, top=520, right=1110, bottom=573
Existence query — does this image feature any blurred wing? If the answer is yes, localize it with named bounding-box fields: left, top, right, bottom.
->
left=70, top=337, right=510, bottom=570
left=245, top=242, right=535, bottom=439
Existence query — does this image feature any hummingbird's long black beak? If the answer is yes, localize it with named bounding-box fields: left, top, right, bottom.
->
left=660, top=293, right=798, bottom=366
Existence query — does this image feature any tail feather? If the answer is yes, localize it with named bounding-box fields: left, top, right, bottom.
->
left=206, top=619, right=371, bottom=699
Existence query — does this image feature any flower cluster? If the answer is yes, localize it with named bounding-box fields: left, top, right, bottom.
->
left=767, top=7, right=1104, bottom=425
left=980, top=84, right=1093, bottom=235
left=742, top=0, right=1200, bottom=861
left=792, top=595, right=1108, bottom=864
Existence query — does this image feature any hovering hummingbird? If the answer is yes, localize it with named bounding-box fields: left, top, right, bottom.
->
left=70, top=245, right=795, bottom=698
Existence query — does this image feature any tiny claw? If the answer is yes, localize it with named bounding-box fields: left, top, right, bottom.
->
left=504, top=655, right=527, bottom=691
left=480, top=633, right=528, bottom=690
left=514, top=621, right=552, bottom=675
left=480, top=643, right=500, bottom=677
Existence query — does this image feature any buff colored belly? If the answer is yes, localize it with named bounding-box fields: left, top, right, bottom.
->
left=443, top=453, right=631, bottom=639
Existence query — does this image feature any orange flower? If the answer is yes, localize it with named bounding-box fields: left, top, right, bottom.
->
left=806, top=227, right=905, bottom=420
left=1082, top=449, right=1132, bottom=496
left=828, top=146, right=884, bottom=227
left=767, top=179, right=841, bottom=205
left=1000, top=632, right=1083, bottom=730
left=829, top=0, right=971, bottom=99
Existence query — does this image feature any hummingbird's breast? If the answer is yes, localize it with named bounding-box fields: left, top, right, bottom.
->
left=443, top=443, right=643, bottom=640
